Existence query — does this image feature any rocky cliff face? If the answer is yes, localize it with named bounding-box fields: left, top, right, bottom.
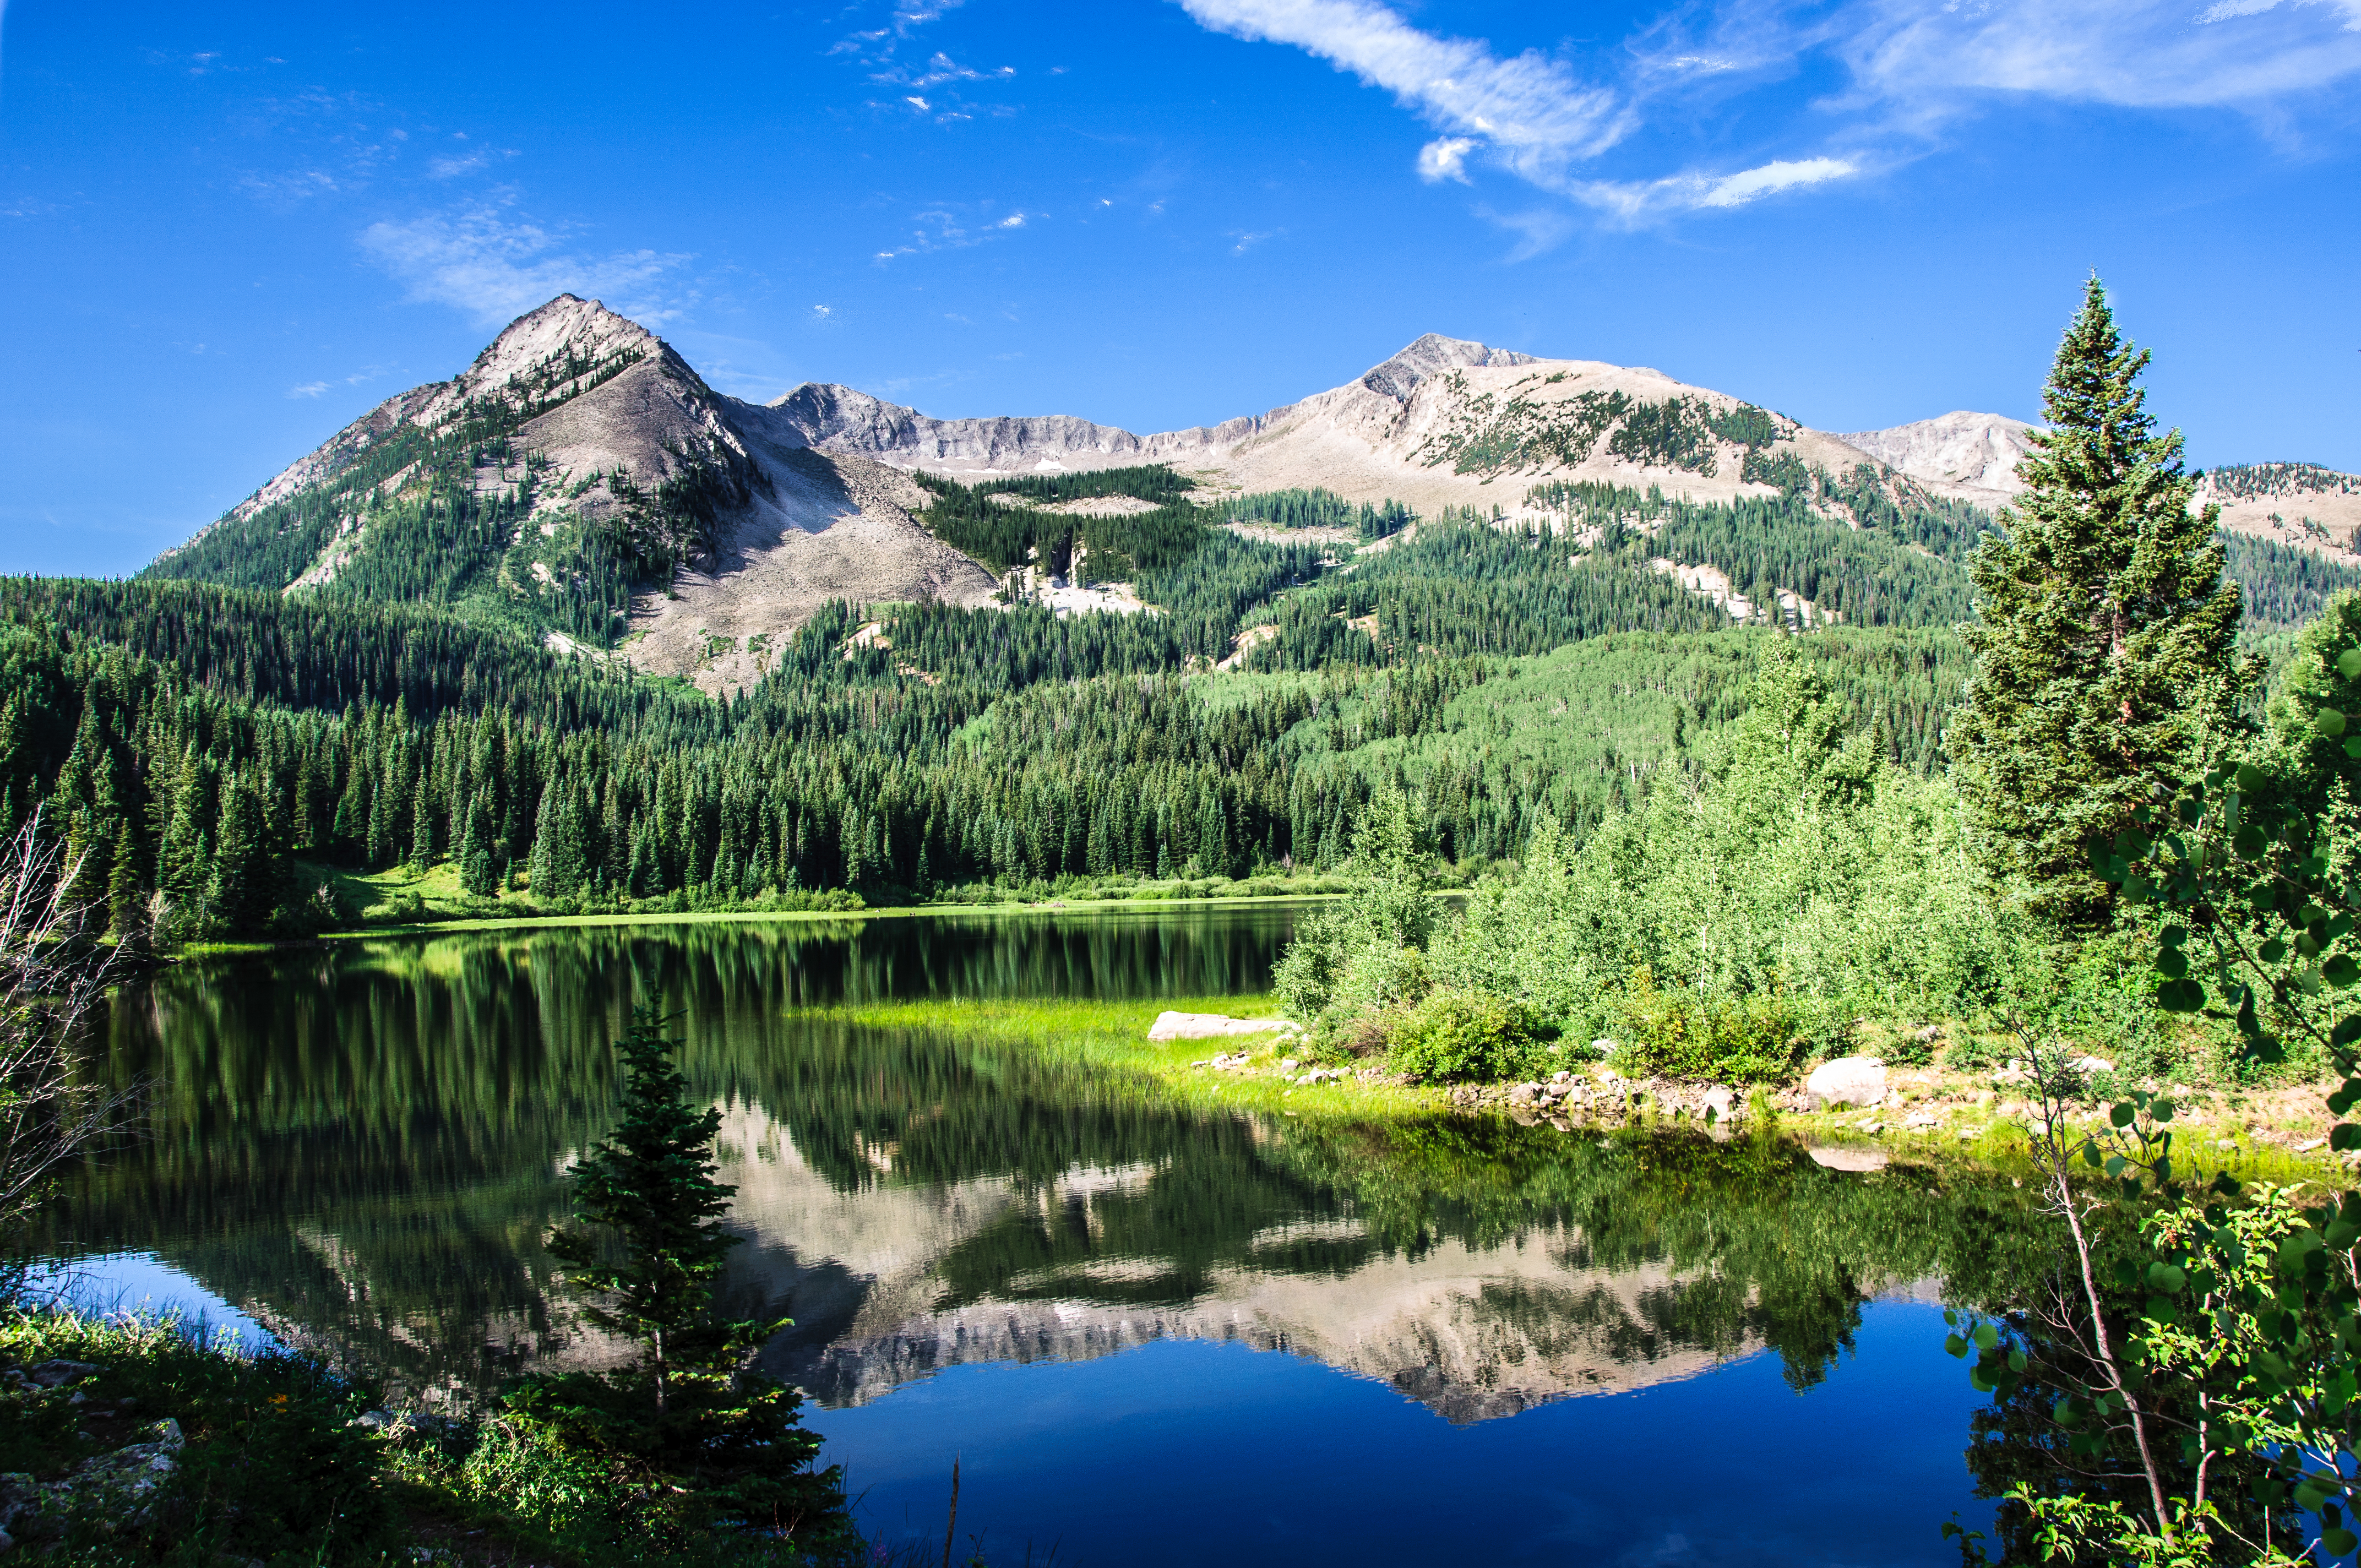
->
left=157, top=296, right=999, bottom=692
left=2196, top=462, right=2361, bottom=561
left=1837, top=410, right=2038, bottom=500
left=766, top=332, right=2009, bottom=526
left=1833, top=420, right=2361, bottom=564
left=763, top=331, right=1539, bottom=482
left=164, top=296, right=2047, bottom=688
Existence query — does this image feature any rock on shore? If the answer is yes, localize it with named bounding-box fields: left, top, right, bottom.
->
left=1148, top=1011, right=1301, bottom=1042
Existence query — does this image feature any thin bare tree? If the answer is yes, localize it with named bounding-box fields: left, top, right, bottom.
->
left=0, top=813, right=143, bottom=1291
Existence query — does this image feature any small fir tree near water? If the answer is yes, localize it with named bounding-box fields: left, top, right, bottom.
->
left=494, top=1006, right=853, bottom=1553
left=1952, top=274, right=2247, bottom=928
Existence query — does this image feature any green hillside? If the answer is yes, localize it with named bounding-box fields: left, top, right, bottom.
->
left=138, top=345, right=742, bottom=647
left=18, top=447, right=2361, bottom=942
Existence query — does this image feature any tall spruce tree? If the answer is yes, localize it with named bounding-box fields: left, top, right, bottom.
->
left=1952, top=276, right=2246, bottom=923
left=509, top=1006, right=852, bottom=1548
left=544, top=1006, right=740, bottom=1382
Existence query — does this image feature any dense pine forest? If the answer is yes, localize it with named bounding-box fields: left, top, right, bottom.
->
left=11, top=451, right=2360, bottom=942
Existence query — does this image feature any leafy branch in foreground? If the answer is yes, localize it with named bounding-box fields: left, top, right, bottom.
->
left=2017, top=603, right=2361, bottom=1560
left=1940, top=1033, right=2325, bottom=1564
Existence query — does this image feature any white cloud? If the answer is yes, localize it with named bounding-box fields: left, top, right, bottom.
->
left=239, top=168, right=340, bottom=201
left=872, top=202, right=1036, bottom=261
left=358, top=199, right=691, bottom=326
left=834, top=0, right=970, bottom=64
left=1474, top=204, right=1576, bottom=262
left=900, top=51, right=1016, bottom=88
left=427, top=150, right=489, bottom=179
left=1179, top=0, right=1631, bottom=190
left=285, top=363, right=390, bottom=400
left=906, top=95, right=930, bottom=110
left=1415, top=135, right=1476, bottom=183
left=812, top=304, right=833, bottom=317
left=1177, top=0, right=1857, bottom=221
left=1826, top=0, right=2361, bottom=117
left=1571, top=157, right=1860, bottom=221
left=1698, top=156, right=1858, bottom=206
left=1178, top=0, right=2361, bottom=237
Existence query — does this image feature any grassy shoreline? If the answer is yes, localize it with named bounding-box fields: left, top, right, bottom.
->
left=802, top=993, right=2354, bottom=1186
left=313, top=893, right=1342, bottom=943
left=275, top=858, right=1370, bottom=948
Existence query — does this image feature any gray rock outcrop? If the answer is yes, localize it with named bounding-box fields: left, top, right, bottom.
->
left=1837, top=410, right=2038, bottom=498
left=1806, top=1056, right=1890, bottom=1108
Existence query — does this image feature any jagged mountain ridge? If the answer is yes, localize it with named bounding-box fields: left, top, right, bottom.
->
left=1832, top=420, right=2361, bottom=565
left=709, top=1102, right=1786, bottom=1425
left=1838, top=411, right=2038, bottom=496
left=769, top=333, right=2014, bottom=520
left=155, top=295, right=2068, bottom=687
left=152, top=296, right=1001, bottom=692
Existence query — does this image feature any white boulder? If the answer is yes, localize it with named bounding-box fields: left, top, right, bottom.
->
left=1807, top=1055, right=1889, bottom=1108
left=1147, top=1011, right=1301, bottom=1042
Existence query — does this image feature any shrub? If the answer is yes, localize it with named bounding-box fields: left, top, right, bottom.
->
left=1390, top=992, right=1547, bottom=1083
left=1615, top=978, right=1804, bottom=1084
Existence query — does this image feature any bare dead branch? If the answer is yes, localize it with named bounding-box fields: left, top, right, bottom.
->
left=0, top=811, right=146, bottom=1259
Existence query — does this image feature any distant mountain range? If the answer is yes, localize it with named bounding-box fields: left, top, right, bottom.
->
left=147, top=295, right=2360, bottom=685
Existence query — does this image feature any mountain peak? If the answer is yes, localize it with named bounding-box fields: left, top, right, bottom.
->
left=456, top=295, right=663, bottom=404
left=1838, top=410, right=2037, bottom=496
left=1360, top=334, right=1539, bottom=405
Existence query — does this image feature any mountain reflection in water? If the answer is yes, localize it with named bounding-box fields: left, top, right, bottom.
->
left=49, top=910, right=2021, bottom=1440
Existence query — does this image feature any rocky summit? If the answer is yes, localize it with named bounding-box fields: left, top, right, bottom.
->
left=144, top=295, right=2360, bottom=690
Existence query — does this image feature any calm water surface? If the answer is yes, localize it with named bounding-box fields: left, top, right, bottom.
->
left=53, top=905, right=2007, bottom=1566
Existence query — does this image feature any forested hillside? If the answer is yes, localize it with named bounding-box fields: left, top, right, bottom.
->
left=14, top=438, right=2361, bottom=941
left=141, top=328, right=740, bottom=649
left=1, top=569, right=1975, bottom=940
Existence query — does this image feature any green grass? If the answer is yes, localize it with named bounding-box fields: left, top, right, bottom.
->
left=305, top=864, right=1351, bottom=941
left=0, top=1309, right=896, bottom=1568
left=1771, top=1102, right=2347, bottom=1187
left=809, top=993, right=1443, bottom=1120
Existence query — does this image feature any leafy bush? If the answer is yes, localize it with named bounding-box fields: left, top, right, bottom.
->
left=1614, top=978, right=1804, bottom=1084
left=1273, top=783, right=1439, bottom=1035
left=1390, top=992, right=1547, bottom=1083
left=491, top=1366, right=850, bottom=1546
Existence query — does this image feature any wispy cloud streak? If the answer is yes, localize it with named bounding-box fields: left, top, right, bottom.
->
left=358, top=198, right=690, bottom=325
left=1177, top=0, right=2361, bottom=230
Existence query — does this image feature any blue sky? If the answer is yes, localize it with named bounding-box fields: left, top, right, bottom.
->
left=3, top=0, right=2358, bottom=577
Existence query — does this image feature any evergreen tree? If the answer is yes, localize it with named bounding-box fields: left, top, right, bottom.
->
left=1951, top=277, right=2246, bottom=924
left=509, top=1006, right=851, bottom=1548
left=545, top=1008, right=738, bottom=1376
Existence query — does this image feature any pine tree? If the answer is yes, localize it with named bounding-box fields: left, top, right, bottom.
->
left=544, top=1008, right=738, bottom=1382
left=1952, top=277, right=2246, bottom=924
left=508, top=1008, right=852, bottom=1548
left=106, top=828, right=145, bottom=945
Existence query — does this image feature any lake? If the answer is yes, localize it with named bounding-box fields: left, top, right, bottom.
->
left=47, top=905, right=2009, bottom=1566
